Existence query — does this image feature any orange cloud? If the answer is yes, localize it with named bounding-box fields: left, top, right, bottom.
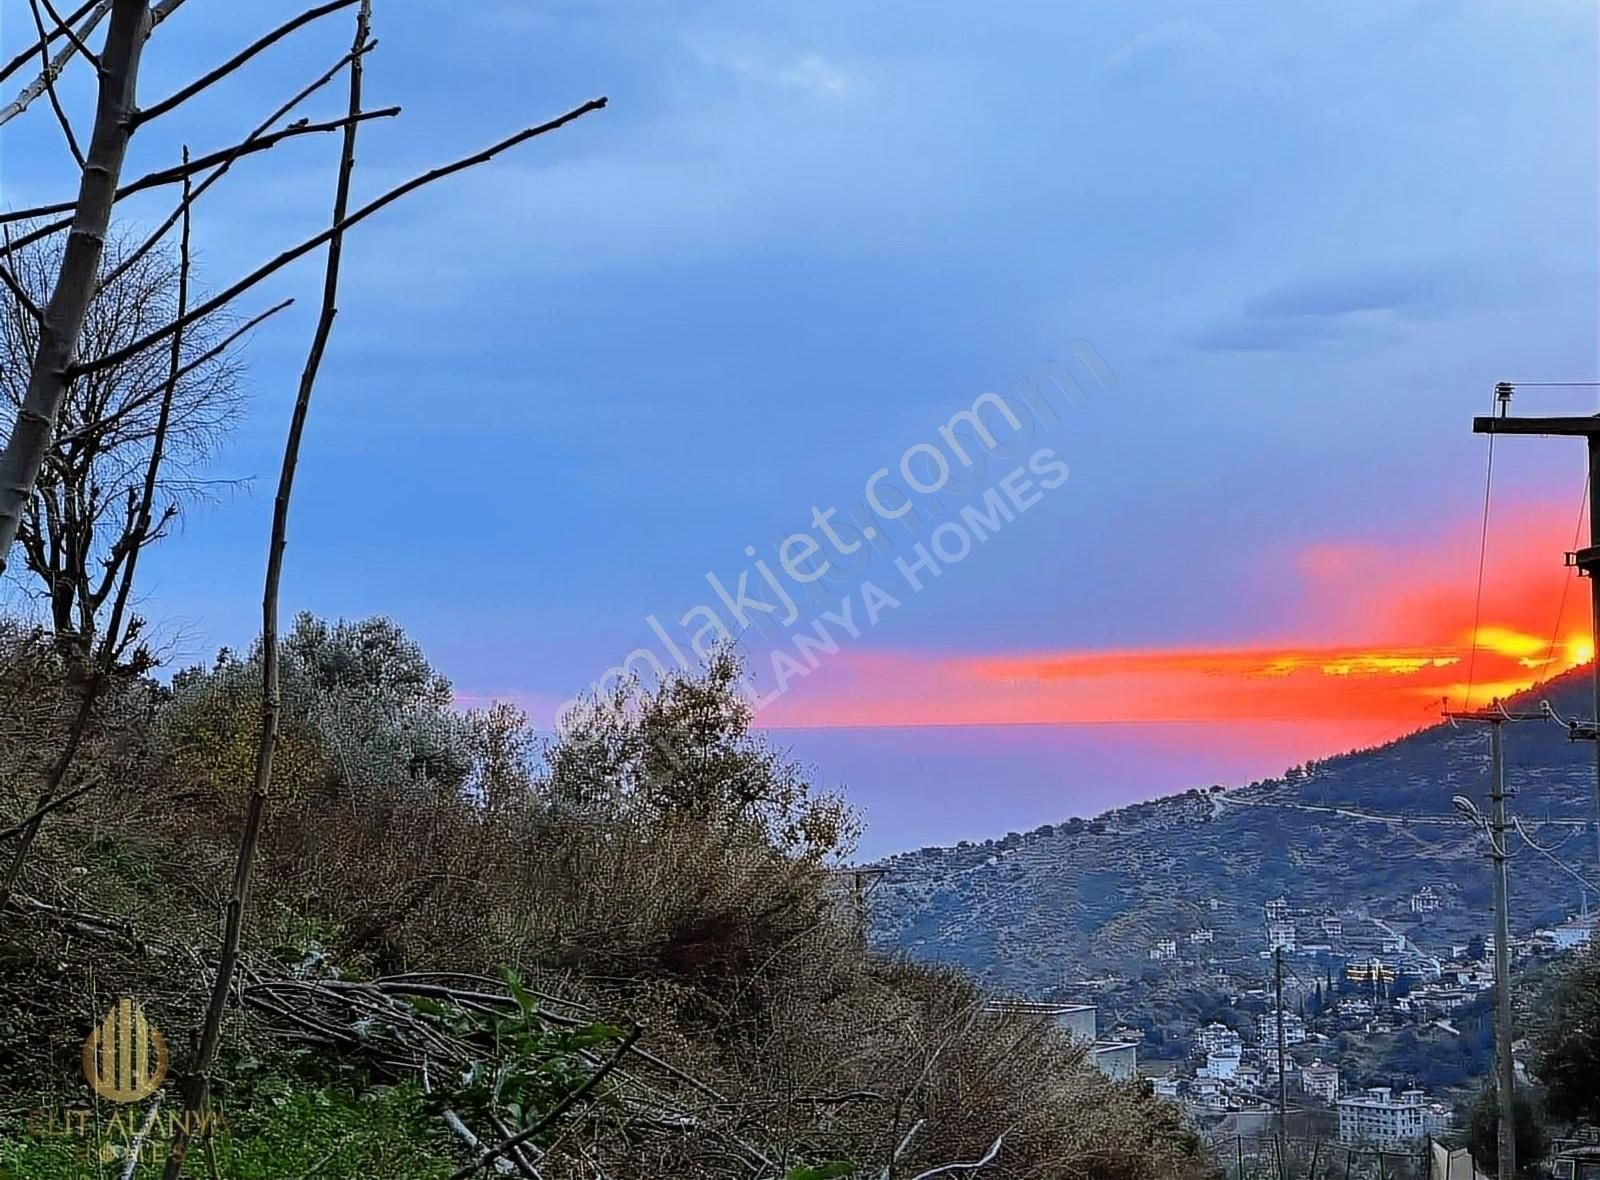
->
left=760, top=499, right=1593, bottom=733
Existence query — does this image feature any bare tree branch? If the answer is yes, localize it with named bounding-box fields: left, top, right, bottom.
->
left=39, top=0, right=103, bottom=73
left=0, top=248, right=45, bottom=325
left=1, top=107, right=401, bottom=227
left=132, top=0, right=361, bottom=127
left=0, top=777, right=102, bottom=841
left=0, top=0, right=151, bottom=579
left=162, top=7, right=371, bottom=1173
left=0, top=0, right=112, bottom=128
left=907, top=1135, right=1006, bottom=1180
left=26, top=0, right=88, bottom=164
left=102, top=39, right=379, bottom=296
left=52, top=297, right=292, bottom=449
left=0, top=145, right=193, bottom=915
left=75, top=96, right=609, bottom=379
left=0, top=0, right=99, bottom=87
left=446, top=1027, right=642, bottom=1180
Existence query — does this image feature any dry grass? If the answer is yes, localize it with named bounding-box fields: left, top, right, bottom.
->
left=0, top=619, right=1215, bottom=1179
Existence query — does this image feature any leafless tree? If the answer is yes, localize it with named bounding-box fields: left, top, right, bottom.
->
left=0, top=227, right=245, bottom=676
left=0, top=3, right=606, bottom=1162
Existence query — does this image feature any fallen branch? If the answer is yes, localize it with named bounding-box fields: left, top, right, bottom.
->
left=120, top=1093, right=163, bottom=1179
left=0, top=777, right=101, bottom=840
left=443, top=1113, right=519, bottom=1177
left=907, top=1134, right=1005, bottom=1180
left=446, top=1026, right=642, bottom=1180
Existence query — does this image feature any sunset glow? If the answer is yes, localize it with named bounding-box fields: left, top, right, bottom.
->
left=762, top=501, right=1594, bottom=739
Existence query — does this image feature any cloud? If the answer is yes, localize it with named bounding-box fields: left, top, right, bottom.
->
left=1192, top=262, right=1463, bottom=352
left=1100, top=20, right=1227, bottom=87
left=1246, top=267, right=1449, bottom=319
left=687, top=37, right=854, bottom=99
left=1104, top=21, right=1225, bottom=71
left=1189, top=315, right=1357, bottom=354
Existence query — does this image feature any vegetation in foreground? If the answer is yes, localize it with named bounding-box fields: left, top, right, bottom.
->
left=0, top=616, right=1211, bottom=1178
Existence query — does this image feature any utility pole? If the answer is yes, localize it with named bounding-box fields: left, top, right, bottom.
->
left=1487, top=720, right=1518, bottom=1180
left=1275, top=945, right=1289, bottom=1180
left=1447, top=708, right=1534, bottom=1180
left=1473, top=385, right=1600, bottom=882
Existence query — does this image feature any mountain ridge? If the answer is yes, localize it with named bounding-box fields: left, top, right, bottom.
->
left=867, top=667, right=1600, bottom=991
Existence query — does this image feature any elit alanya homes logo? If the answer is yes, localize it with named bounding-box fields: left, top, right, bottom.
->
left=81, top=997, right=169, bottom=1103
left=19, top=998, right=228, bottom=1170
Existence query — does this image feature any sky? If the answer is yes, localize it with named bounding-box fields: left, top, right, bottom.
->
left=2, top=1, right=1598, bottom=856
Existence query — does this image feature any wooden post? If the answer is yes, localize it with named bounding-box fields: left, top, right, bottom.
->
left=1276, top=946, right=1290, bottom=1180
left=1445, top=707, right=1538, bottom=1180
left=1473, top=404, right=1600, bottom=882
left=1487, top=720, right=1517, bottom=1180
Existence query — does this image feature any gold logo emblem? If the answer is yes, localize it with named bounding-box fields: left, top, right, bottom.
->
left=81, top=998, right=169, bottom=1103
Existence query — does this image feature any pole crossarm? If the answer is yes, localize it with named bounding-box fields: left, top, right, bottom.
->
left=1443, top=708, right=1546, bottom=725
left=1473, top=415, right=1600, bottom=437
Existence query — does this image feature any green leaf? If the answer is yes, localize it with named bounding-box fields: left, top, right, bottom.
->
left=786, top=1163, right=855, bottom=1180
left=404, top=995, right=451, bottom=1019
left=502, top=965, right=538, bottom=1019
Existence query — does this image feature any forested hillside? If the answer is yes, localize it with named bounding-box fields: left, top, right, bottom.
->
left=870, top=670, right=1598, bottom=991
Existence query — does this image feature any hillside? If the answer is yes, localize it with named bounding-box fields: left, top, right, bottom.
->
left=868, top=669, right=1600, bottom=992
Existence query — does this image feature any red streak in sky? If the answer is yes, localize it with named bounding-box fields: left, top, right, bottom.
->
left=761, top=501, right=1593, bottom=737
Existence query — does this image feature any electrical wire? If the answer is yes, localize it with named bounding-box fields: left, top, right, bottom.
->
left=1543, top=473, right=1591, bottom=670
left=1464, top=387, right=1500, bottom=709
left=1511, top=816, right=1600, bottom=892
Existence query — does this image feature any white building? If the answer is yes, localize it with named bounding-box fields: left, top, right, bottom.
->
left=1550, top=913, right=1596, bottom=952
left=1321, top=915, right=1344, bottom=940
left=1090, top=1041, right=1138, bottom=1081
left=986, top=1000, right=1136, bottom=1082
left=1200, top=1048, right=1241, bottom=1080
left=1255, top=1010, right=1308, bottom=1046
left=1423, top=1102, right=1455, bottom=1137
left=1337, top=1087, right=1425, bottom=1148
left=985, top=1000, right=1097, bottom=1044
left=1266, top=898, right=1290, bottom=922
left=1411, top=885, right=1441, bottom=914
left=1150, top=938, right=1179, bottom=961
left=1301, top=1059, right=1340, bottom=1102
left=1194, top=1022, right=1243, bottom=1056
left=1267, top=920, right=1298, bottom=952
left=1189, top=928, right=1214, bottom=945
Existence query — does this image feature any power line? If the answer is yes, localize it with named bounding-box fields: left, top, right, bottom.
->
left=1511, top=816, right=1600, bottom=893
left=1543, top=473, right=1591, bottom=668
left=1464, top=385, right=1503, bottom=709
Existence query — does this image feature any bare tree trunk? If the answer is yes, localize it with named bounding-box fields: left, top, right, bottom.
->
left=162, top=8, right=370, bottom=1174
left=0, top=152, right=193, bottom=914
left=0, top=0, right=150, bottom=578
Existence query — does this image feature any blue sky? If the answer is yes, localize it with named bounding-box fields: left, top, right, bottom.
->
left=2, top=1, right=1597, bottom=855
